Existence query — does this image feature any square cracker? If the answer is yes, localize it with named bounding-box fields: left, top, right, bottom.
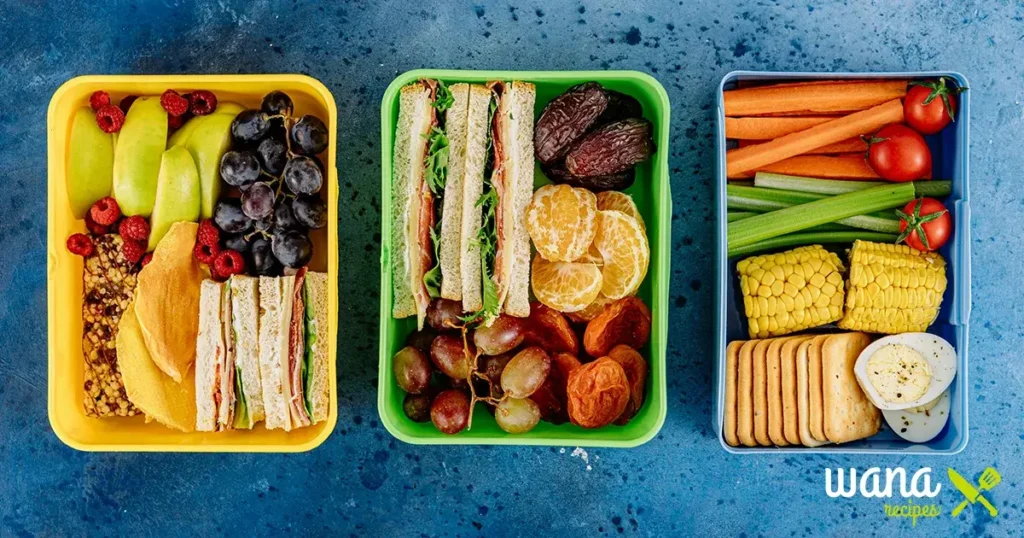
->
left=796, top=339, right=828, bottom=447
left=752, top=340, right=772, bottom=446
left=736, top=340, right=759, bottom=447
left=778, top=337, right=802, bottom=445
left=775, top=336, right=812, bottom=445
left=822, top=333, right=881, bottom=444
left=806, top=335, right=832, bottom=443
left=723, top=341, right=744, bottom=447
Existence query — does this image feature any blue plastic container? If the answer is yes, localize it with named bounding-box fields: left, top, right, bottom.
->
left=713, top=71, right=971, bottom=455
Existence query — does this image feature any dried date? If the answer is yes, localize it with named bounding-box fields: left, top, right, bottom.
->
left=566, top=357, right=630, bottom=428
left=565, top=118, right=655, bottom=177
left=595, top=89, right=643, bottom=125
left=542, top=161, right=636, bottom=192
left=534, top=82, right=608, bottom=164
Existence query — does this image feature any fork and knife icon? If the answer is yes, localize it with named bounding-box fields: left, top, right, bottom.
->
left=948, top=467, right=1000, bottom=518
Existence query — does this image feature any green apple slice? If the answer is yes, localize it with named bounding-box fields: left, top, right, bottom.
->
left=148, top=146, right=201, bottom=251
left=113, top=97, right=168, bottom=217
left=66, top=107, right=115, bottom=218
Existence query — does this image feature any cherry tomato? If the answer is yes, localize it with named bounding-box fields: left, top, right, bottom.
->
left=904, top=78, right=961, bottom=135
left=865, top=124, right=932, bottom=182
left=897, top=197, right=951, bottom=252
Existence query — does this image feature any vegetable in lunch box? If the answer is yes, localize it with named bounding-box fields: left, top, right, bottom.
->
left=752, top=173, right=951, bottom=198
left=722, top=79, right=908, bottom=116
left=897, top=197, right=952, bottom=252
left=864, top=124, right=932, bottom=182
left=727, top=230, right=898, bottom=258
left=904, top=77, right=965, bottom=135
left=728, top=154, right=883, bottom=180
left=726, top=185, right=902, bottom=234
left=728, top=182, right=917, bottom=249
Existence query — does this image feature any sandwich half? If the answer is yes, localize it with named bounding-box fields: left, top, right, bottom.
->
left=230, top=275, right=264, bottom=428
left=195, top=280, right=237, bottom=432
left=303, top=271, right=330, bottom=424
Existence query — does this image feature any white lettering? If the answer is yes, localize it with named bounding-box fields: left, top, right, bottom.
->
left=861, top=467, right=886, bottom=498
left=825, top=468, right=858, bottom=498
left=910, top=468, right=941, bottom=498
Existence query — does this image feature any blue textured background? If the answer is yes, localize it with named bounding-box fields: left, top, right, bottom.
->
left=2, top=1, right=1022, bottom=535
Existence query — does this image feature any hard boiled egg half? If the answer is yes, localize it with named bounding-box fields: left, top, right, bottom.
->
left=881, top=389, right=951, bottom=443
left=853, top=332, right=957, bottom=411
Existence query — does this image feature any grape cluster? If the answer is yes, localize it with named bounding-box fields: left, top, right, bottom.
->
left=216, top=91, right=329, bottom=275
left=392, top=299, right=560, bottom=435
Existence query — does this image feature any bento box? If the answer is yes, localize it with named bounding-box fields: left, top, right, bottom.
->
left=47, top=75, right=339, bottom=452
left=378, top=70, right=670, bottom=447
left=713, top=71, right=971, bottom=454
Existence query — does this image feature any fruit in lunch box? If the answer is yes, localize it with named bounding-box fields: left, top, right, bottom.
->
left=118, top=216, right=150, bottom=242
left=550, top=352, right=582, bottom=405
left=501, top=347, right=551, bottom=399
left=292, top=196, right=327, bottom=229
left=66, top=108, right=115, bottom=218
left=261, top=91, right=294, bottom=117
left=566, top=357, right=630, bottom=428
left=531, top=255, right=603, bottom=313
left=542, top=161, right=636, bottom=192
left=526, top=184, right=597, bottom=262
left=177, top=105, right=245, bottom=218
left=271, top=229, right=312, bottom=268
left=66, top=233, right=94, bottom=256
left=89, top=91, right=110, bottom=111
left=897, top=197, right=951, bottom=252
left=904, top=78, right=961, bottom=135
left=188, top=90, right=218, bottom=116
left=231, top=109, right=271, bottom=146
left=565, top=293, right=614, bottom=324
left=84, top=212, right=109, bottom=235
left=583, top=297, right=652, bottom=358
left=426, top=298, right=463, bottom=331
left=596, top=191, right=646, bottom=234
left=430, top=334, right=472, bottom=379
left=241, top=182, right=275, bottom=219
left=220, top=150, right=261, bottom=189
left=478, top=353, right=513, bottom=387
left=257, top=137, right=288, bottom=176
left=212, top=249, right=245, bottom=278
left=89, top=197, right=121, bottom=226
left=606, top=345, right=648, bottom=424
left=392, top=346, right=432, bottom=394
left=159, top=90, right=189, bottom=117
left=140, top=253, right=153, bottom=267
left=865, top=124, right=932, bottom=182
left=495, top=397, right=541, bottom=434
left=283, top=156, right=323, bottom=195
left=213, top=200, right=251, bottom=234
left=405, top=328, right=438, bottom=355
left=473, top=314, right=526, bottom=355
left=121, top=239, right=146, bottom=264
left=564, top=118, right=655, bottom=177
left=430, top=390, right=470, bottom=434
left=147, top=146, right=201, bottom=251
left=196, top=218, right=220, bottom=246
left=221, top=233, right=249, bottom=253
left=95, top=105, right=126, bottom=134
left=290, top=115, right=329, bottom=156
left=534, top=82, right=609, bottom=164
left=168, top=102, right=244, bottom=148
left=522, top=303, right=578, bottom=354
left=595, top=89, right=643, bottom=125
left=250, top=236, right=280, bottom=276
left=403, top=393, right=433, bottom=423
left=269, top=199, right=298, bottom=231
left=593, top=209, right=649, bottom=299
left=113, top=96, right=168, bottom=216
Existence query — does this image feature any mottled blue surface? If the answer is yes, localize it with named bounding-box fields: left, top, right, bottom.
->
left=2, top=1, right=1022, bottom=536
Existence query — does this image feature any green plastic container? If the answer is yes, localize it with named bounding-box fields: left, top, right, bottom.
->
left=378, top=70, right=671, bottom=447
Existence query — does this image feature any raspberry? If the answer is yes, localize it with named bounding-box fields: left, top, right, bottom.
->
left=89, top=91, right=110, bottom=111
left=66, top=233, right=94, bottom=256
left=189, top=90, right=218, bottom=116
left=168, top=114, right=185, bottom=130
left=84, top=212, right=109, bottom=235
left=89, top=197, right=121, bottom=226
left=120, top=95, right=138, bottom=113
left=122, top=240, right=146, bottom=264
left=119, top=215, right=150, bottom=242
left=140, top=253, right=153, bottom=267
left=194, top=242, right=220, bottom=265
left=160, top=90, right=189, bottom=117
left=196, top=219, right=221, bottom=247
left=213, top=249, right=245, bottom=278
left=95, top=105, right=125, bottom=134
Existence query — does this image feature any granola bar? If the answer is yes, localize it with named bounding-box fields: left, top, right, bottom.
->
left=82, top=234, right=140, bottom=417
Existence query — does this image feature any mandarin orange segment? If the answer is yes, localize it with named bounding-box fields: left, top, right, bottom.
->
left=565, top=293, right=614, bottom=323
left=596, top=191, right=646, bottom=234
left=593, top=210, right=649, bottom=299
left=530, top=254, right=603, bottom=313
left=526, top=184, right=597, bottom=262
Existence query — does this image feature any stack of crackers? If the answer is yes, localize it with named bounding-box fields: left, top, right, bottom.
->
left=723, top=332, right=881, bottom=447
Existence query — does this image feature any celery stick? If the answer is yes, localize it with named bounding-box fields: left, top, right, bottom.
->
left=727, top=185, right=901, bottom=233
left=727, top=211, right=758, bottom=222
left=753, top=172, right=951, bottom=198
left=728, top=231, right=899, bottom=258
left=728, top=183, right=916, bottom=249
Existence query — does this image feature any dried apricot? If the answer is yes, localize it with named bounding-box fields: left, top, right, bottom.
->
left=531, top=254, right=603, bottom=313
left=530, top=378, right=566, bottom=424
left=583, top=297, right=652, bottom=357
left=567, top=357, right=630, bottom=428
left=596, top=191, right=646, bottom=234
left=607, top=345, right=648, bottom=424
left=593, top=210, right=649, bottom=299
left=522, top=302, right=578, bottom=354
left=526, top=184, right=597, bottom=262
left=550, top=352, right=583, bottom=405
left=564, top=293, right=614, bottom=324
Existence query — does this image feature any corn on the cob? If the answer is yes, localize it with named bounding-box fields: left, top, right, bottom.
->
left=838, top=240, right=947, bottom=334
left=737, top=245, right=846, bottom=338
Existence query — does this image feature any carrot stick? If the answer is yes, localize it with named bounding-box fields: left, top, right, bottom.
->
left=727, top=155, right=881, bottom=180
left=737, top=137, right=867, bottom=154
left=723, top=80, right=907, bottom=116
left=725, top=116, right=836, bottom=139
left=726, top=99, right=904, bottom=177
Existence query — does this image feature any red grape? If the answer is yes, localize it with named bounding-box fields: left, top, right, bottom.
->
left=427, top=298, right=463, bottom=331
left=430, top=334, right=473, bottom=380
left=501, top=347, right=551, bottom=398
left=473, top=315, right=525, bottom=355
left=495, top=398, right=541, bottom=433
left=431, top=390, right=470, bottom=434
left=403, top=393, right=433, bottom=422
left=392, top=346, right=432, bottom=394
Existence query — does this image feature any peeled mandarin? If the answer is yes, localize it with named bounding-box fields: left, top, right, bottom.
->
left=593, top=210, right=649, bottom=299
left=596, top=191, right=646, bottom=234
left=530, top=254, right=603, bottom=313
left=526, top=184, right=597, bottom=262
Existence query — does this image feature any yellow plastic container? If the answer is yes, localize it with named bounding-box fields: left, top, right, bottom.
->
left=47, top=75, right=338, bottom=452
